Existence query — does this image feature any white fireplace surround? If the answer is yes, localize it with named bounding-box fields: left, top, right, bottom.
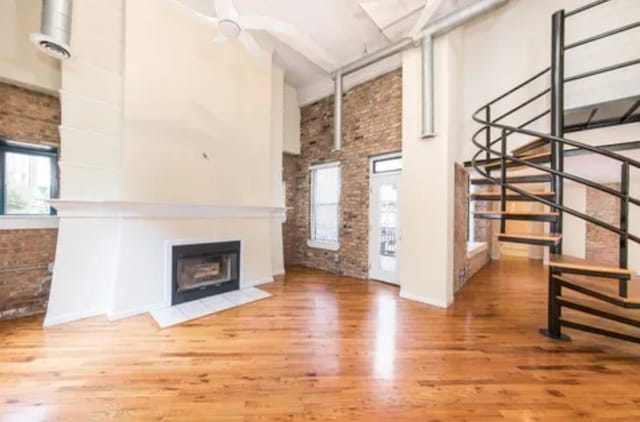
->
left=49, top=199, right=286, bottom=219
left=44, top=200, right=285, bottom=327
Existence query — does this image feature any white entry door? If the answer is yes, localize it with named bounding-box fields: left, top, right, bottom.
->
left=369, top=172, right=401, bottom=284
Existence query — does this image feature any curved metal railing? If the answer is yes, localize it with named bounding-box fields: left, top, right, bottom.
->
left=469, top=0, right=640, bottom=248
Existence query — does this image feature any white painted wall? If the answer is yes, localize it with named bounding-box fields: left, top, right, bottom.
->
left=46, top=0, right=287, bottom=325
left=563, top=181, right=587, bottom=259
left=283, top=83, right=301, bottom=155
left=271, top=66, right=286, bottom=275
left=0, top=0, right=60, bottom=93
left=399, top=30, right=464, bottom=308
left=121, top=0, right=273, bottom=207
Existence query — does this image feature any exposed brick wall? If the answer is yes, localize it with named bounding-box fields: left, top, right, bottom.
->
left=0, top=82, right=60, bottom=147
left=0, top=229, right=57, bottom=319
left=586, top=183, right=621, bottom=266
left=283, top=70, right=402, bottom=279
left=454, top=163, right=469, bottom=292
left=0, top=81, right=60, bottom=320
left=454, top=163, right=491, bottom=293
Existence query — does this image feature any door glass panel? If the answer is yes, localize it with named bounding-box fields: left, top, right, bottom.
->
left=378, top=183, right=398, bottom=272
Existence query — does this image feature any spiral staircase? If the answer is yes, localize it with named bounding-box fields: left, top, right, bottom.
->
left=469, top=0, right=640, bottom=343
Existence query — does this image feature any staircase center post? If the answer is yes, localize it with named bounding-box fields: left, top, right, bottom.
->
left=550, top=10, right=566, bottom=255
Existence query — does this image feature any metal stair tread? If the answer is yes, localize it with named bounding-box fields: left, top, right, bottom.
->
left=474, top=211, right=559, bottom=222
left=498, top=232, right=562, bottom=245
left=484, top=152, right=552, bottom=171
left=470, top=173, right=552, bottom=185
left=511, top=137, right=550, bottom=156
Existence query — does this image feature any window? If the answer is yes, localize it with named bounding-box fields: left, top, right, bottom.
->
left=0, top=140, right=58, bottom=216
left=372, top=155, right=402, bottom=174
left=309, top=162, right=340, bottom=249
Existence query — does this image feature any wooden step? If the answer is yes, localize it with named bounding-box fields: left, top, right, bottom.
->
left=474, top=211, right=559, bottom=222
left=485, top=152, right=551, bottom=171
left=470, top=190, right=555, bottom=201
left=471, top=174, right=552, bottom=185
left=498, top=232, right=562, bottom=246
left=550, top=254, right=636, bottom=279
left=511, top=137, right=550, bottom=157
left=556, top=275, right=640, bottom=308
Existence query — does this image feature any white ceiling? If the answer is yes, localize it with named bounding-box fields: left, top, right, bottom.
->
left=177, top=0, right=480, bottom=104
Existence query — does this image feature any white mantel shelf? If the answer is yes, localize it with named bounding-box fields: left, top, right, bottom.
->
left=49, top=200, right=286, bottom=219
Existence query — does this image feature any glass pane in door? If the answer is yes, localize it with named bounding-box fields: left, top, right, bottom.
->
left=378, top=183, right=398, bottom=272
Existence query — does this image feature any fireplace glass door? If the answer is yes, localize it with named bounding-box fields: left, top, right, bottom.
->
left=172, top=241, right=240, bottom=305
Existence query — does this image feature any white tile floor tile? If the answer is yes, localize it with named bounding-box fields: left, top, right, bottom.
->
left=201, top=295, right=235, bottom=313
left=150, top=307, right=189, bottom=328
left=223, top=290, right=255, bottom=306
left=242, top=287, right=271, bottom=301
left=177, top=300, right=211, bottom=320
left=150, top=288, right=272, bottom=328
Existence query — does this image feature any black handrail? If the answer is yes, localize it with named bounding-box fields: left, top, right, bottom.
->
left=565, top=0, right=613, bottom=17
left=471, top=125, right=640, bottom=207
left=565, top=21, right=640, bottom=50
left=565, top=58, right=640, bottom=83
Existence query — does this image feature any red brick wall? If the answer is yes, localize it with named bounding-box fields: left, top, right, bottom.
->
left=0, top=230, right=57, bottom=319
left=586, top=183, right=620, bottom=266
left=0, top=82, right=60, bottom=320
left=283, top=70, right=402, bottom=279
left=0, top=82, right=60, bottom=147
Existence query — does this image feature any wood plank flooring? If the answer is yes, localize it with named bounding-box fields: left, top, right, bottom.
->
left=1, top=258, right=639, bottom=421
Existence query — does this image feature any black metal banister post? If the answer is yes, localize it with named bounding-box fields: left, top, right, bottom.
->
left=500, top=130, right=508, bottom=233
left=540, top=272, right=569, bottom=340
left=485, top=107, right=491, bottom=163
left=550, top=10, right=565, bottom=254
left=620, top=162, right=630, bottom=297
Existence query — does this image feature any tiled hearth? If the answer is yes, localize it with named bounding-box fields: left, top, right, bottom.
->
left=149, top=287, right=272, bottom=328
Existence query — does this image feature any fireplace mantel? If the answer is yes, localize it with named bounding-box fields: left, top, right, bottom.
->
left=49, top=200, right=286, bottom=219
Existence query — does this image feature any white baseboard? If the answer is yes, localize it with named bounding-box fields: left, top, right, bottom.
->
left=108, top=302, right=166, bottom=321
left=243, top=276, right=274, bottom=288
left=399, top=290, right=451, bottom=308
left=43, top=308, right=105, bottom=327
left=272, top=268, right=286, bottom=277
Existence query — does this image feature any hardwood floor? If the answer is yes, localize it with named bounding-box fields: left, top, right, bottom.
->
left=1, top=258, right=639, bottom=421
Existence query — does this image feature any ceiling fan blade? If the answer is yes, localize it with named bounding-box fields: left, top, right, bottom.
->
left=238, top=32, right=270, bottom=68
left=409, top=0, right=444, bottom=39
left=215, top=0, right=237, bottom=18
left=238, top=15, right=337, bottom=73
left=169, top=0, right=219, bottom=27
left=211, top=34, right=228, bottom=43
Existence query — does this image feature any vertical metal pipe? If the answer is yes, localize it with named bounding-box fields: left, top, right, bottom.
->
left=333, top=70, right=343, bottom=151
left=421, top=35, right=436, bottom=138
left=619, top=162, right=630, bottom=297
left=500, top=129, right=508, bottom=234
left=550, top=10, right=565, bottom=255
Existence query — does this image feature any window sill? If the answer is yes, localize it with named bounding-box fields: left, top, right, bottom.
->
left=0, top=215, right=59, bottom=230
left=466, top=241, right=488, bottom=259
left=307, top=240, right=340, bottom=251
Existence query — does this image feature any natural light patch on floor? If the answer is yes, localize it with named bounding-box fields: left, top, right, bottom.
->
left=149, top=287, right=272, bottom=328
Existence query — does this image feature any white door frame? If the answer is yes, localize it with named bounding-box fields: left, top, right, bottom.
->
left=368, top=153, right=402, bottom=285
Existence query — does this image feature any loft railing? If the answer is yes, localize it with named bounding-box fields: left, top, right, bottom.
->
left=470, top=0, right=640, bottom=271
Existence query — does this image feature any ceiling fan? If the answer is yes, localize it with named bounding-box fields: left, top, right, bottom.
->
left=172, top=0, right=337, bottom=72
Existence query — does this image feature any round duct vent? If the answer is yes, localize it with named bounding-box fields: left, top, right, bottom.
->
left=30, top=0, right=73, bottom=61
left=30, top=33, right=71, bottom=60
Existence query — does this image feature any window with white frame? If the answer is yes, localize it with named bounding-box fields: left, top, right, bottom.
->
left=309, top=162, right=340, bottom=248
